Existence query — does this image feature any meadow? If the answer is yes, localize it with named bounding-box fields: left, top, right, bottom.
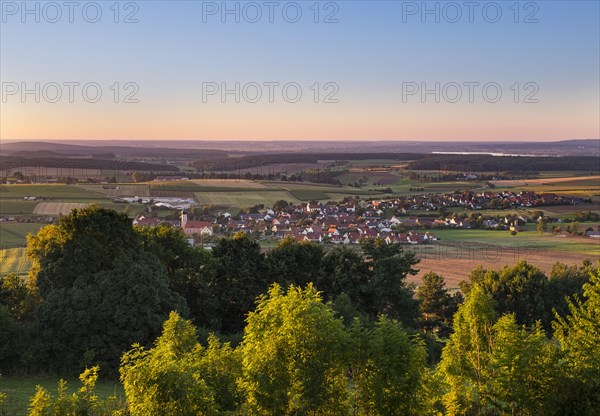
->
left=0, top=376, right=124, bottom=416
left=0, top=185, right=104, bottom=200
left=195, top=190, right=297, bottom=207
left=0, top=200, right=38, bottom=215
left=430, top=228, right=600, bottom=256
left=0, top=223, right=45, bottom=248
left=77, top=184, right=151, bottom=198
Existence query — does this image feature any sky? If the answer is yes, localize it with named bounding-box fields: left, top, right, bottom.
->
left=1, top=0, right=599, bottom=142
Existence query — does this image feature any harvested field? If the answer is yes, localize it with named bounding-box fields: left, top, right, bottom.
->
left=190, top=179, right=270, bottom=189
left=493, top=175, right=600, bottom=187
left=407, top=242, right=599, bottom=288
left=0, top=248, right=31, bottom=275
left=150, top=190, right=196, bottom=198
left=33, top=202, right=90, bottom=215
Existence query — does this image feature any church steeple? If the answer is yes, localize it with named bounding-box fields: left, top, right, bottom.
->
left=181, top=209, right=188, bottom=228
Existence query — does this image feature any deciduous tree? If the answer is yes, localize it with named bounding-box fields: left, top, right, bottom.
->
left=239, top=284, right=348, bottom=415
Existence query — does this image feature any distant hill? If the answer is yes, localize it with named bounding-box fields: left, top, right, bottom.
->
left=0, top=156, right=179, bottom=172
left=0, top=142, right=229, bottom=159
left=1, top=139, right=598, bottom=158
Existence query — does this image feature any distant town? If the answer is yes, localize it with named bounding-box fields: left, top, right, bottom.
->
left=122, top=190, right=599, bottom=247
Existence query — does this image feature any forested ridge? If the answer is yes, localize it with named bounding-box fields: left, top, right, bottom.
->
left=0, top=206, right=598, bottom=415
left=0, top=156, right=179, bottom=172
left=407, top=154, right=600, bottom=172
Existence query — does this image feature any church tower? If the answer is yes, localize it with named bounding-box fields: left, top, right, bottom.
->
left=181, top=209, right=188, bottom=228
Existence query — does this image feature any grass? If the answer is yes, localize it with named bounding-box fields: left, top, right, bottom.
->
left=150, top=181, right=206, bottom=192
left=0, top=185, right=104, bottom=200
left=0, top=376, right=124, bottom=416
left=195, top=191, right=297, bottom=207
left=0, top=224, right=45, bottom=248
left=0, top=248, right=31, bottom=275
left=431, top=228, right=600, bottom=256
left=76, top=184, right=151, bottom=198
left=285, top=189, right=330, bottom=200
left=0, top=201, right=38, bottom=215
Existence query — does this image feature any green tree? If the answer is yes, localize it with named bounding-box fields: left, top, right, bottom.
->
left=239, top=284, right=348, bottom=415
left=0, top=272, right=37, bottom=321
left=352, top=316, right=427, bottom=416
left=120, top=312, right=219, bottom=416
left=537, top=218, right=548, bottom=234
left=27, top=206, right=186, bottom=372
left=362, top=238, right=420, bottom=325
left=488, top=315, right=561, bottom=415
left=212, top=232, right=268, bottom=333
left=198, top=334, right=243, bottom=413
left=27, top=366, right=124, bottom=416
left=0, top=305, right=21, bottom=371
left=272, top=200, right=289, bottom=211
left=463, top=260, right=549, bottom=327
left=553, top=272, right=600, bottom=415
left=547, top=260, right=594, bottom=321
left=318, top=246, right=369, bottom=308
left=138, top=225, right=219, bottom=329
left=416, top=272, right=458, bottom=336
left=265, top=237, right=324, bottom=288
left=437, top=285, right=497, bottom=415
left=566, top=221, right=580, bottom=235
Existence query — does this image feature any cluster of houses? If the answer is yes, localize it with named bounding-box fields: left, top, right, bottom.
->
left=376, top=190, right=585, bottom=211
left=134, top=204, right=439, bottom=245
left=130, top=190, right=596, bottom=246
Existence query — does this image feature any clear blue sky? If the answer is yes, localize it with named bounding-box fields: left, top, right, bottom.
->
left=1, top=0, right=599, bottom=141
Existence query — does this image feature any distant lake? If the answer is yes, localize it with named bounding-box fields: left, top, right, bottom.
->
left=431, top=152, right=555, bottom=157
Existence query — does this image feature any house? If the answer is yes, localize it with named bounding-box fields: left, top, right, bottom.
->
left=306, top=202, right=321, bottom=213
left=133, top=216, right=163, bottom=227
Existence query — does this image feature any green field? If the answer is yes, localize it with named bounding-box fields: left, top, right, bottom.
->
left=0, top=376, right=124, bottom=416
left=150, top=181, right=207, bottom=192
left=0, top=223, right=45, bottom=248
left=0, top=248, right=31, bottom=275
left=432, top=228, right=600, bottom=256
left=195, top=190, right=297, bottom=207
left=0, top=185, right=104, bottom=200
left=285, top=189, right=330, bottom=200
left=77, top=184, right=151, bottom=198
left=0, top=200, right=38, bottom=214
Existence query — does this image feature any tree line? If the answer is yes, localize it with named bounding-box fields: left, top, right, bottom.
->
left=0, top=206, right=597, bottom=415
left=407, top=154, right=600, bottom=172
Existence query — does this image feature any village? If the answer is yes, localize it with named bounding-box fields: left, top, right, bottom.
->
left=131, top=190, right=595, bottom=246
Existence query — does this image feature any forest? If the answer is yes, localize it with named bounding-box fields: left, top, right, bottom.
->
left=0, top=206, right=598, bottom=415
left=0, top=157, right=178, bottom=173
left=406, top=154, right=600, bottom=172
